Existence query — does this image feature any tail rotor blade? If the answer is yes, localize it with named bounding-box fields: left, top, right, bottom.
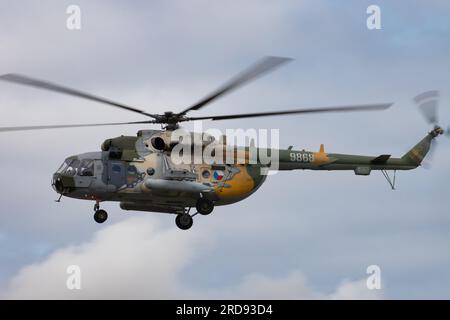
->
left=422, top=140, right=438, bottom=169
left=414, top=90, right=440, bottom=125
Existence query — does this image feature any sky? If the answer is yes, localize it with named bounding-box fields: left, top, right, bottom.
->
left=0, top=0, right=449, bottom=299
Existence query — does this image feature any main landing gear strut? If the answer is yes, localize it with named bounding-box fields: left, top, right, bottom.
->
left=93, top=200, right=108, bottom=224
left=175, top=198, right=214, bottom=230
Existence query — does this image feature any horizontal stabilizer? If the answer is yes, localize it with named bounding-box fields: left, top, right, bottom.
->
left=371, top=154, right=391, bottom=164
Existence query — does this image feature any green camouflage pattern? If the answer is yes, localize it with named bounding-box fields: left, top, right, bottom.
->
left=52, top=127, right=443, bottom=214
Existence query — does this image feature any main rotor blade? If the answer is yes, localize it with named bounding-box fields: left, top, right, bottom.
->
left=187, top=103, right=393, bottom=121
left=0, top=74, right=156, bottom=118
left=0, top=120, right=153, bottom=132
left=180, top=56, right=292, bottom=115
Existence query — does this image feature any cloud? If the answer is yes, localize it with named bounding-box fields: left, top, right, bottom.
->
left=0, top=216, right=382, bottom=299
left=329, top=279, right=382, bottom=300
left=202, top=272, right=382, bottom=300
left=0, top=216, right=209, bottom=299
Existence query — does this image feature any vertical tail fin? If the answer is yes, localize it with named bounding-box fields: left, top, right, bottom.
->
left=401, top=127, right=443, bottom=166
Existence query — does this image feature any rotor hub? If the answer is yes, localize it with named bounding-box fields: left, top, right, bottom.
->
left=430, top=126, right=444, bottom=137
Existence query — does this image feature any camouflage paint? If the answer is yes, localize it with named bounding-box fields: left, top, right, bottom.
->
left=52, top=127, right=442, bottom=214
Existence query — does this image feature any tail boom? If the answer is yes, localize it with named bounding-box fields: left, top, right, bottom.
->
left=276, top=127, right=443, bottom=174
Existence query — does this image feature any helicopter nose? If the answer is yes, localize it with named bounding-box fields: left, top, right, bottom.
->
left=52, top=173, right=64, bottom=193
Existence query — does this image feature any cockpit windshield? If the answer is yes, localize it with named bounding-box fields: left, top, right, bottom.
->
left=57, top=158, right=94, bottom=176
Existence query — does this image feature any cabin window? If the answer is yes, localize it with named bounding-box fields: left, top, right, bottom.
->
left=112, top=164, right=122, bottom=173
left=202, top=170, right=210, bottom=179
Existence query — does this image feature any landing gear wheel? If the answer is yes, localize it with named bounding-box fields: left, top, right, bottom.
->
left=94, top=209, right=108, bottom=224
left=196, top=198, right=214, bottom=215
left=175, top=214, right=193, bottom=230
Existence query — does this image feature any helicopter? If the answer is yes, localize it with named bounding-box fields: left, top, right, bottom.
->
left=0, top=57, right=445, bottom=230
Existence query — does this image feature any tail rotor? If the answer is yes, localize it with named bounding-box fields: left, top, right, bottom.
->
left=414, top=90, right=446, bottom=168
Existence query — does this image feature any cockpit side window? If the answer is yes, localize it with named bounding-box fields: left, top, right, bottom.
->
left=64, top=159, right=78, bottom=176
left=79, top=160, right=94, bottom=176
left=59, top=158, right=94, bottom=176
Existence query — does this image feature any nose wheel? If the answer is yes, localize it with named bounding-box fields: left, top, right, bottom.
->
left=94, top=210, right=108, bottom=223
left=175, top=198, right=215, bottom=230
left=93, top=201, right=108, bottom=224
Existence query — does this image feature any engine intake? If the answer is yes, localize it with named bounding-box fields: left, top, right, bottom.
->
left=151, top=136, right=166, bottom=150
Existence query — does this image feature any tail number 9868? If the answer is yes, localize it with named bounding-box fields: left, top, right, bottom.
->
left=290, top=152, right=314, bottom=163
